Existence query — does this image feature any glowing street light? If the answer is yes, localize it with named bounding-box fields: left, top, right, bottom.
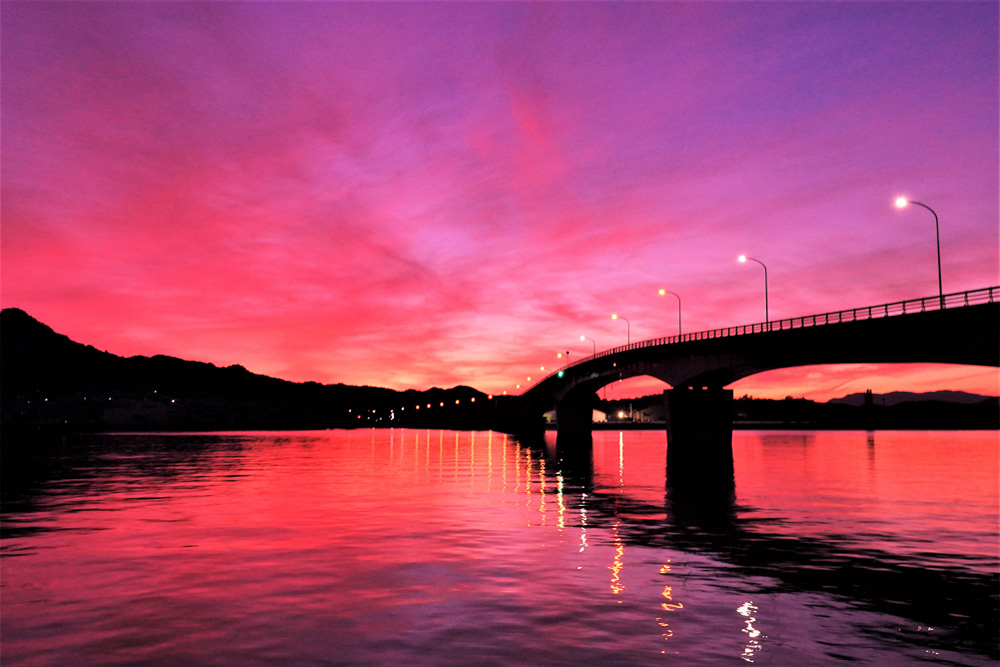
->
left=579, top=334, right=605, bottom=398
left=895, top=196, right=944, bottom=308
left=738, top=254, right=769, bottom=327
left=657, top=289, right=682, bottom=336
left=611, top=313, right=630, bottom=345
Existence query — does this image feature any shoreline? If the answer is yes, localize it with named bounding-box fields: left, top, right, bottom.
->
left=3, top=421, right=997, bottom=437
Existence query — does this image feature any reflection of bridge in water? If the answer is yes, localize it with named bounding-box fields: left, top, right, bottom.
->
left=512, top=432, right=999, bottom=661
left=517, top=287, right=999, bottom=478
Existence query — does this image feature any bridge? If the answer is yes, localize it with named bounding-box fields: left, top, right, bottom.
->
left=516, top=286, right=1000, bottom=479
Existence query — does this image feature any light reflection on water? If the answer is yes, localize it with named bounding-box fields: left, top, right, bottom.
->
left=1, top=429, right=997, bottom=666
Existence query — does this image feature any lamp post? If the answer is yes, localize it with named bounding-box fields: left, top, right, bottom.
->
left=738, top=255, right=769, bottom=327
left=580, top=335, right=605, bottom=399
left=611, top=313, right=630, bottom=345
left=895, top=197, right=944, bottom=308
left=657, top=289, right=682, bottom=336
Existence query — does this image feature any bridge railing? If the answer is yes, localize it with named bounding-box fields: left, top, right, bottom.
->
left=534, top=286, right=998, bottom=387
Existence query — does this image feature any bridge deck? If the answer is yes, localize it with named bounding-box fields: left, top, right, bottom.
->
left=531, top=286, right=998, bottom=390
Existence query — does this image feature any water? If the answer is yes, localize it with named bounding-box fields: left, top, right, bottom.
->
left=2, top=429, right=997, bottom=666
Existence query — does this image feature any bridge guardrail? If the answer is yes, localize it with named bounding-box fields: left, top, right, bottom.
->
left=533, top=286, right=998, bottom=388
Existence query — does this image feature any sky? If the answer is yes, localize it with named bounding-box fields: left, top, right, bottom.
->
left=2, top=1, right=998, bottom=401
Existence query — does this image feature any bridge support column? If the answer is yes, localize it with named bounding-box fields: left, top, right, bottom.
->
left=663, top=388, right=734, bottom=485
left=555, top=396, right=593, bottom=444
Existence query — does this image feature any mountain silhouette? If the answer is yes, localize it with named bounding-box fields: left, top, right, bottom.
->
left=828, top=390, right=995, bottom=407
left=1, top=308, right=508, bottom=431
left=2, top=308, right=995, bottom=433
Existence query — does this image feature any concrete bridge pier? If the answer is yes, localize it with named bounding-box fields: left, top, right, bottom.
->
left=555, top=396, right=595, bottom=443
left=663, top=387, right=735, bottom=486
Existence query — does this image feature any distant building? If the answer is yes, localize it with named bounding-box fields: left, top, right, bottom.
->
left=544, top=409, right=607, bottom=423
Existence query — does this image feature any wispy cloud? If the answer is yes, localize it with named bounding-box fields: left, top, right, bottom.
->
left=2, top=2, right=996, bottom=397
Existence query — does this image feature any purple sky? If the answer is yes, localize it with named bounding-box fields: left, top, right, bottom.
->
left=3, top=1, right=997, bottom=400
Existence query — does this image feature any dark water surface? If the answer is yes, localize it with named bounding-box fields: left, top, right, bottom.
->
left=2, top=429, right=997, bottom=666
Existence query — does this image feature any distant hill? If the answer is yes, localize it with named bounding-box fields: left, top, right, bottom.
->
left=597, top=390, right=999, bottom=430
left=828, top=391, right=997, bottom=407
left=3, top=308, right=996, bottom=433
left=1, top=308, right=514, bottom=432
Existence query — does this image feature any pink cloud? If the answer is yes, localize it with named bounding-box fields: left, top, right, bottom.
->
left=2, top=2, right=996, bottom=398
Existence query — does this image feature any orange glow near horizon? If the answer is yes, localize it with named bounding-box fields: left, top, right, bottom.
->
left=592, top=364, right=998, bottom=402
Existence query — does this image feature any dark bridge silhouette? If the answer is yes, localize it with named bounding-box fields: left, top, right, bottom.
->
left=517, top=286, right=999, bottom=478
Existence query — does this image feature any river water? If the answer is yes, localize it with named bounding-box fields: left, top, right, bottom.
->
left=2, top=429, right=997, bottom=666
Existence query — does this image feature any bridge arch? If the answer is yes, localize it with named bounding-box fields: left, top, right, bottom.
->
left=523, top=290, right=998, bottom=421
left=516, top=288, right=999, bottom=481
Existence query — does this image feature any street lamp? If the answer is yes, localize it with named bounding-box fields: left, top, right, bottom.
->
left=738, top=254, right=769, bottom=327
left=895, top=196, right=944, bottom=308
left=580, top=335, right=606, bottom=398
left=611, top=313, right=630, bottom=345
left=657, top=289, right=682, bottom=336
